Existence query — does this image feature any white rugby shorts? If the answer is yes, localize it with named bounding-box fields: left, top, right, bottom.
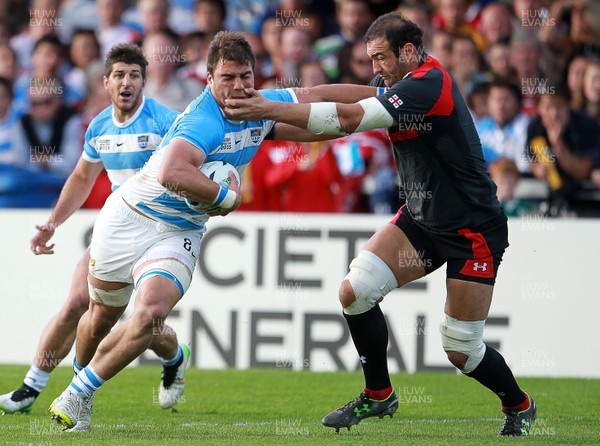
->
left=89, top=191, right=203, bottom=285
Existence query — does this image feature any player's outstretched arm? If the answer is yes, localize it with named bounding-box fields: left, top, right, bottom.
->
left=293, top=84, right=380, bottom=104
left=31, top=157, right=104, bottom=255
left=224, top=90, right=393, bottom=136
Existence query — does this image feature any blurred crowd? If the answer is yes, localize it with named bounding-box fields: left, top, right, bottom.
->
left=1, top=0, right=600, bottom=216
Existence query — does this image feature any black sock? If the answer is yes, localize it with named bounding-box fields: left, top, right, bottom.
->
left=466, top=345, right=526, bottom=408
left=344, top=305, right=391, bottom=391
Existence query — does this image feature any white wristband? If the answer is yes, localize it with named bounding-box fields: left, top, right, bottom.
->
left=219, top=189, right=238, bottom=210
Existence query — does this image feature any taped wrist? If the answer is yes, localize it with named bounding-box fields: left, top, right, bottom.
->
left=212, top=185, right=237, bottom=210
left=307, top=102, right=346, bottom=135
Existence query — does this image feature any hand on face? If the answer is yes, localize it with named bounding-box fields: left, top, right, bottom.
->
left=223, top=88, right=266, bottom=120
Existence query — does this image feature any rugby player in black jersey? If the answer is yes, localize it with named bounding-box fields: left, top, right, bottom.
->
left=224, top=12, right=536, bottom=437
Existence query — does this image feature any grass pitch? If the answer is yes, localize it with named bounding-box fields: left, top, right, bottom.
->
left=0, top=365, right=598, bottom=445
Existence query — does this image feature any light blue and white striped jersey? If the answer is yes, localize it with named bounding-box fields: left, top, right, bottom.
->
left=120, top=87, right=298, bottom=229
left=82, top=96, right=179, bottom=190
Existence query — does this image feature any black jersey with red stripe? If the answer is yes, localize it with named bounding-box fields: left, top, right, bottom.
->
left=369, top=56, right=503, bottom=231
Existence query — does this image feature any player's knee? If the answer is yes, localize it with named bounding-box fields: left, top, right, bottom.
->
left=58, top=289, right=89, bottom=322
left=439, top=314, right=485, bottom=373
left=338, top=280, right=356, bottom=309
left=134, top=304, right=170, bottom=332
left=445, top=350, right=468, bottom=369
left=342, top=251, right=397, bottom=315
left=88, top=304, right=120, bottom=338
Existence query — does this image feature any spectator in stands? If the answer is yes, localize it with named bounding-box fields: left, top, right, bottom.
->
left=478, top=2, right=513, bottom=48
left=433, top=0, right=486, bottom=51
left=467, top=81, right=490, bottom=124
left=279, top=27, right=316, bottom=86
left=195, top=0, right=226, bottom=40
left=486, top=42, right=513, bottom=79
left=10, top=0, right=60, bottom=71
left=57, top=0, right=98, bottom=42
left=573, top=58, right=600, bottom=125
left=299, top=61, right=329, bottom=91
left=96, top=0, right=139, bottom=58
left=0, top=77, right=22, bottom=166
left=477, top=78, right=530, bottom=173
left=138, top=0, right=171, bottom=35
left=259, top=15, right=282, bottom=80
left=396, top=4, right=433, bottom=53
left=268, top=141, right=342, bottom=213
left=64, top=29, right=101, bottom=109
left=489, top=158, right=533, bottom=217
left=526, top=83, right=598, bottom=216
left=430, top=29, right=453, bottom=68
left=0, top=75, right=66, bottom=208
left=177, top=31, right=210, bottom=87
left=315, top=0, right=373, bottom=81
left=13, top=35, right=67, bottom=117
left=17, top=77, right=82, bottom=178
left=142, top=30, right=204, bottom=111
left=0, top=44, right=27, bottom=116
left=339, top=41, right=374, bottom=85
left=449, top=35, right=486, bottom=97
left=566, top=53, right=589, bottom=107
left=244, top=32, right=275, bottom=89
left=540, top=0, right=599, bottom=70
left=510, top=32, right=545, bottom=115
left=226, top=0, right=279, bottom=34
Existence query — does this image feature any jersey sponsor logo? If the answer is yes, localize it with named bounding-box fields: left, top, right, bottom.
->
left=116, top=141, right=125, bottom=147
left=388, top=94, right=403, bottom=109
left=97, top=139, right=111, bottom=151
left=216, top=137, right=232, bottom=153
left=138, top=135, right=149, bottom=149
left=249, top=128, right=262, bottom=144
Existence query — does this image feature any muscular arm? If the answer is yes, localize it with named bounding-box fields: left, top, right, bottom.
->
left=158, top=138, right=241, bottom=210
left=31, top=157, right=104, bottom=254
left=292, top=84, right=380, bottom=104
left=272, top=123, right=339, bottom=142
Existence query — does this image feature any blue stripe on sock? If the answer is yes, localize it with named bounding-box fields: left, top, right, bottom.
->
left=84, top=367, right=103, bottom=387
left=73, top=360, right=83, bottom=372
left=80, top=381, right=96, bottom=393
left=70, top=383, right=83, bottom=393
left=161, top=345, right=183, bottom=366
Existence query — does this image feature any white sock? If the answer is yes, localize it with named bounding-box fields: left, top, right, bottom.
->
left=23, top=366, right=50, bottom=393
left=69, top=366, right=105, bottom=399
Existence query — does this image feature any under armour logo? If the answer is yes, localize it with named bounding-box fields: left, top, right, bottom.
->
left=359, top=356, right=367, bottom=364
left=473, top=262, right=487, bottom=271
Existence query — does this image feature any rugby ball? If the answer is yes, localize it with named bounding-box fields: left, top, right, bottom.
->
left=185, top=161, right=241, bottom=212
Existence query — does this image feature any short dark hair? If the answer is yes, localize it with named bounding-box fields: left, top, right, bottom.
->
left=535, top=80, right=570, bottom=104
left=33, top=34, right=64, bottom=55
left=365, top=12, right=423, bottom=58
left=489, top=77, right=522, bottom=106
left=105, top=43, right=148, bottom=79
left=195, top=0, right=226, bottom=21
left=207, top=31, right=255, bottom=75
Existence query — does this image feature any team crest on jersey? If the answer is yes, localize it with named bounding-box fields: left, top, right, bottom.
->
left=388, top=94, right=403, bottom=109
left=249, top=128, right=262, bottom=144
left=97, top=139, right=110, bottom=151
left=137, top=135, right=149, bottom=149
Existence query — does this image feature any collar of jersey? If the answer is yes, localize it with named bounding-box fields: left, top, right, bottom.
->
left=112, top=96, right=146, bottom=128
